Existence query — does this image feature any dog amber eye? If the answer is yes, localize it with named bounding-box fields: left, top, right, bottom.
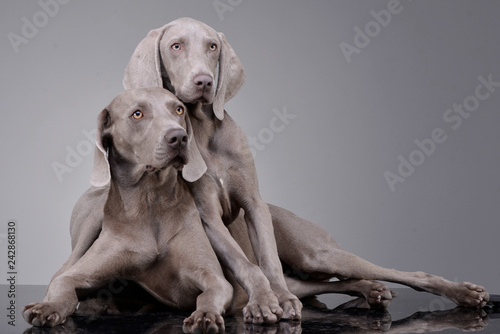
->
left=176, top=106, right=184, bottom=115
left=132, top=110, right=143, bottom=119
left=171, top=43, right=181, bottom=51
left=209, top=43, right=217, bottom=51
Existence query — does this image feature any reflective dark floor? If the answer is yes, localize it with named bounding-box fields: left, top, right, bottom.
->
left=2, top=285, right=499, bottom=334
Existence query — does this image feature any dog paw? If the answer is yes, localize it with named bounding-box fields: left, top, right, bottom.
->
left=278, top=294, right=302, bottom=320
left=23, top=303, right=66, bottom=327
left=350, top=280, right=392, bottom=309
left=365, top=281, right=393, bottom=308
left=243, top=293, right=283, bottom=324
left=183, top=310, right=224, bottom=334
left=451, top=282, right=489, bottom=308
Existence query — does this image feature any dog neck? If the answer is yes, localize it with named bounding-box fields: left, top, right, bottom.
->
left=186, top=102, right=225, bottom=148
left=187, top=102, right=249, bottom=160
left=105, top=150, right=184, bottom=220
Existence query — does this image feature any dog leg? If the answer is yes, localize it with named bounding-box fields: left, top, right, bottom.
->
left=202, top=211, right=283, bottom=324
left=48, top=186, right=107, bottom=284
left=243, top=200, right=302, bottom=320
left=285, top=277, right=393, bottom=309
left=183, top=278, right=232, bottom=334
left=269, top=204, right=489, bottom=308
left=23, top=235, right=128, bottom=327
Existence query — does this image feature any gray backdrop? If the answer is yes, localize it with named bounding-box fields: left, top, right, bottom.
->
left=1, top=0, right=499, bottom=296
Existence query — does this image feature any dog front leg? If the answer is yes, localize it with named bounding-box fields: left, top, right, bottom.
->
left=23, top=237, right=128, bottom=327
left=202, top=213, right=283, bottom=324
left=243, top=199, right=303, bottom=320
left=183, top=273, right=233, bottom=333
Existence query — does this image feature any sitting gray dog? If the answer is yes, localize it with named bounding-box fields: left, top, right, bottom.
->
left=122, top=17, right=489, bottom=313
left=23, top=88, right=233, bottom=333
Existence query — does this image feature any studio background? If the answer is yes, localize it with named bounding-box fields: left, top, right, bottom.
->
left=1, top=0, right=499, bottom=295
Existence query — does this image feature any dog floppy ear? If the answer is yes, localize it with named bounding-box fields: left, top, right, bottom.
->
left=90, top=109, right=112, bottom=187
left=182, top=114, right=207, bottom=182
left=213, top=32, right=245, bottom=120
left=123, top=24, right=169, bottom=90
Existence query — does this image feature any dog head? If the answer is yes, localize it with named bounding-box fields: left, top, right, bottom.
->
left=90, top=88, right=207, bottom=187
left=123, top=17, right=245, bottom=121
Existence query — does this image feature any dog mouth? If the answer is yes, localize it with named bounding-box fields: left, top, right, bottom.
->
left=146, top=153, right=187, bottom=173
left=196, top=96, right=209, bottom=104
left=179, top=87, right=214, bottom=105
left=170, top=155, right=186, bottom=169
left=182, top=94, right=212, bottom=105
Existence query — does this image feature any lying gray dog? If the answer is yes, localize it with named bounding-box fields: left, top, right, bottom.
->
left=23, top=88, right=233, bottom=333
left=46, top=17, right=489, bottom=329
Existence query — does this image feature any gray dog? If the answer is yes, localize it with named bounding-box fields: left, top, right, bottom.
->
left=23, top=88, right=233, bottom=333
left=122, top=17, right=489, bottom=311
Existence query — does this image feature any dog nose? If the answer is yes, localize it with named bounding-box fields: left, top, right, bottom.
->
left=193, top=74, right=213, bottom=89
left=165, top=128, right=188, bottom=149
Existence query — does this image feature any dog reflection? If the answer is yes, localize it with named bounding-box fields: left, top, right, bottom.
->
left=23, top=297, right=490, bottom=334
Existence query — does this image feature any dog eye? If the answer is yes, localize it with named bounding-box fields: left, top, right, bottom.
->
left=209, top=43, right=217, bottom=51
left=132, top=110, right=144, bottom=119
left=176, top=106, right=184, bottom=115
left=171, top=43, right=181, bottom=51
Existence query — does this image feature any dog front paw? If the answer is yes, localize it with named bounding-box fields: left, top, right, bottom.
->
left=23, top=302, right=67, bottom=327
left=278, top=293, right=302, bottom=320
left=243, top=293, right=283, bottom=324
left=183, top=310, right=225, bottom=333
